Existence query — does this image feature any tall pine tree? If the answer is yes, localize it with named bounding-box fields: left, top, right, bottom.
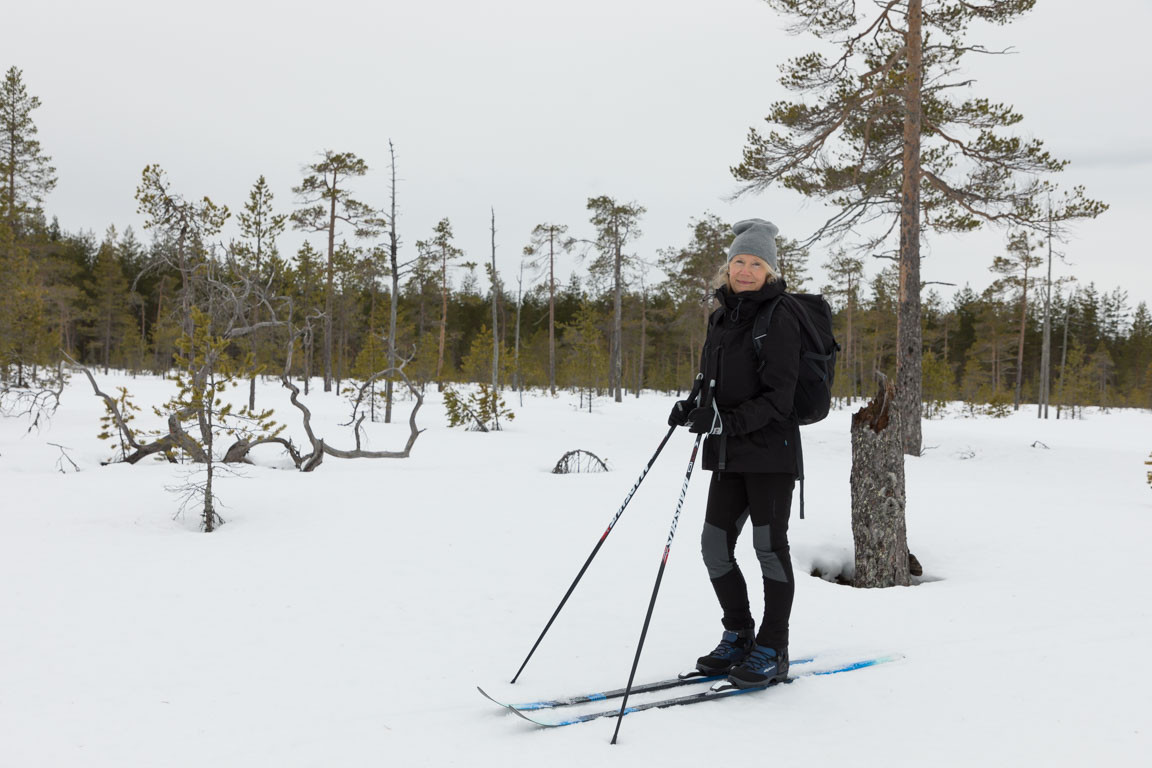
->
left=0, top=66, right=56, bottom=233
left=732, top=0, right=1106, bottom=454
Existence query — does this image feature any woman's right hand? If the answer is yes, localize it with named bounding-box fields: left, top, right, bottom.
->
left=667, top=400, right=694, bottom=427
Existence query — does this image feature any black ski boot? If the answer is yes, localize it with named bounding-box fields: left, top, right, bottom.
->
left=695, top=628, right=755, bottom=675
left=727, top=644, right=789, bottom=688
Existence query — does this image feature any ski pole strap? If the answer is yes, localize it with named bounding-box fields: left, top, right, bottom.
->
left=705, top=378, right=726, bottom=470
left=687, top=372, right=704, bottom=405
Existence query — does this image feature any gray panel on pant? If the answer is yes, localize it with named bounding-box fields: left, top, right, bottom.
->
left=701, top=522, right=734, bottom=580
left=753, top=524, right=788, bottom=582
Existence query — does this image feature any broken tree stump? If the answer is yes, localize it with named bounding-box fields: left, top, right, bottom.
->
left=850, top=373, right=910, bottom=588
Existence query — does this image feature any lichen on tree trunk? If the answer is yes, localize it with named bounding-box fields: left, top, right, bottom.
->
left=850, top=374, right=910, bottom=588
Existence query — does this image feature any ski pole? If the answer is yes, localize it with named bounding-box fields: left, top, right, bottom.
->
left=611, top=429, right=705, bottom=745
left=510, top=375, right=703, bottom=685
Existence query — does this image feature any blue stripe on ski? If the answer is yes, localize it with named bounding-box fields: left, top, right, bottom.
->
left=810, top=654, right=902, bottom=675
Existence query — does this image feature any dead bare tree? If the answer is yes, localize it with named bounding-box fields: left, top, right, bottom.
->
left=65, top=350, right=200, bottom=464
left=279, top=322, right=424, bottom=472
left=0, top=361, right=66, bottom=433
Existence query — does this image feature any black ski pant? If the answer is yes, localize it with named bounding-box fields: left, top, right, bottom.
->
left=700, top=471, right=795, bottom=651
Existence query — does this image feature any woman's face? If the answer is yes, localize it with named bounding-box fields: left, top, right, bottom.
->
left=728, top=253, right=771, bottom=293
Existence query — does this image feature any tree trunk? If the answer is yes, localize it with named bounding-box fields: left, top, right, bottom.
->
left=850, top=374, right=910, bottom=588
left=1038, top=207, right=1054, bottom=418
left=386, top=140, right=399, bottom=423
left=896, top=0, right=924, bottom=457
left=202, top=393, right=218, bottom=532
left=637, top=286, right=647, bottom=398
left=846, top=278, right=855, bottom=400
left=153, top=280, right=165, bottom=373
left=177, top=227, right=193, bottom=344
left=1013, top=258, right=1029, bottom=410
left=548, top=234, right=556, bottom=395
left=612, top=237, right=623, bottom=403
left=436, top=245, right=448, bottom=381
left=1056, top=290, right=1072, bottom=419
left=491, top=208, right=499, bottom=389
left=102, top=312, right=111, bottom=375
left=324, top=189, right=336, bottom=392
left=514, top=261, right=524, bottom=399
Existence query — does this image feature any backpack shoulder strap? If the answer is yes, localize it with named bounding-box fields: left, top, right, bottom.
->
left=751, top=295, right=783, bottom=365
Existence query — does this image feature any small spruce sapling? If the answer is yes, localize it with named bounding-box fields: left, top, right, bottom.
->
left=98, top=386, right=140, bottom=462
left=442, top=384, right=515, bottom=432
left=157, top=308, right=283, bottom=531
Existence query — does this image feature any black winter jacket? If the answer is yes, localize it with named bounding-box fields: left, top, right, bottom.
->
left=698, top=280, right=801, bottom=475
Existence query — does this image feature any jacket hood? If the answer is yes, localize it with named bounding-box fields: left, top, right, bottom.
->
left=714, top=278, right=787, bottom=324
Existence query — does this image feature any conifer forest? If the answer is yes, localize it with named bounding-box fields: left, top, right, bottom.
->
left=1, top=61, right=1148, bottom=434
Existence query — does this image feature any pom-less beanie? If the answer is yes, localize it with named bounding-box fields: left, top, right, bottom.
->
left=727, top=218, right=779, bottom=271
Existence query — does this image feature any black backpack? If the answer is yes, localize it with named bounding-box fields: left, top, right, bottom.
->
left=751, top=293, right=840, bottom=425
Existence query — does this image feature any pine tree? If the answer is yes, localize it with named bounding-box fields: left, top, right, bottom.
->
left=0, top=66, right=57, bottom=233
left=414, top=218, right=463, bottom=384
left=84, top=227, right=132, bottom=374
left=524, top=222, right=572, bottom=395
left=560, top=294, right=608, bottom=411
left=0, top=218, right=48, bottom=384
left=1090, top=346, right=1116, bottom=409
left=350, top=311, right=389, bottom=422
left=1124, top=302, right=1152, bottom=403
left=732, top=0, right=1107, bottom=454
left=1073, top=283, right=1101, bottom=351
left=134, top=165, right=230, bottom=343
left=989, top=230, right=1043, bottom=409
left=160, top=307, right=281, bottom=531
left=822, top=251, right=866, bottom=400
left=0, top=68, right=55, bottom=384
left=286, top=241, right=325, bottom=392
left=1056, top=339, right=1091, bottom=419
left=236, top=175, right=287, bottom=409
left=382, top=140, right=403, bottom=423
left=460, top=324, right=513, bottom=384
left=586, top=195, right=645, bottom=403
left=290, top=150, right=376, bottom=392
left=921, top=349, right=955, bottom=418
left=776, top=237, right=811, bottom=292
left=658, top=213, right=730, bottom=349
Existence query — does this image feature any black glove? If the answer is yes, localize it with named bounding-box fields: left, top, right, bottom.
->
left=667, top=399, right=694, bottom=427
left=687, top=406, right=723, bottom=435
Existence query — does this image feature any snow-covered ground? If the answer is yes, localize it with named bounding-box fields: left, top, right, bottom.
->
left=2, top=373, right=1150, bottom=767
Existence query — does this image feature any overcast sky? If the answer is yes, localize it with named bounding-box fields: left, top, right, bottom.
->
left=9, top=0, right=1152, bottom=310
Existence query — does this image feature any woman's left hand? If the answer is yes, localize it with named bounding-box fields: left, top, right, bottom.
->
left=687, top=407, right=724, bottom=435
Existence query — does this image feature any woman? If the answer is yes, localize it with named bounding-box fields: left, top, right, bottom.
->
left=667, top=218, right=801, bottom=689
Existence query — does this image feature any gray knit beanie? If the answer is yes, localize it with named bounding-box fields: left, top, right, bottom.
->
left=727, top=218, right=779, bottom=270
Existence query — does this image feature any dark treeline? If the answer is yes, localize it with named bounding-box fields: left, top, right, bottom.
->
left=826, top=260, right=1152, bottom=416
left=7, top=205, right=1151, bottom=416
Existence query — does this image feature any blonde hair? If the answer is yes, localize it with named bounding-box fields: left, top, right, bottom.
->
left=711, top=259, right=782, bottom=291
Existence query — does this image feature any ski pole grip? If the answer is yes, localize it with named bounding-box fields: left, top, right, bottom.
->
left=687, top=372, right=704, bottom=406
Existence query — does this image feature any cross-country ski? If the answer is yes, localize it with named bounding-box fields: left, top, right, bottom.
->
left=486, top=655, right=902, bottom=727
